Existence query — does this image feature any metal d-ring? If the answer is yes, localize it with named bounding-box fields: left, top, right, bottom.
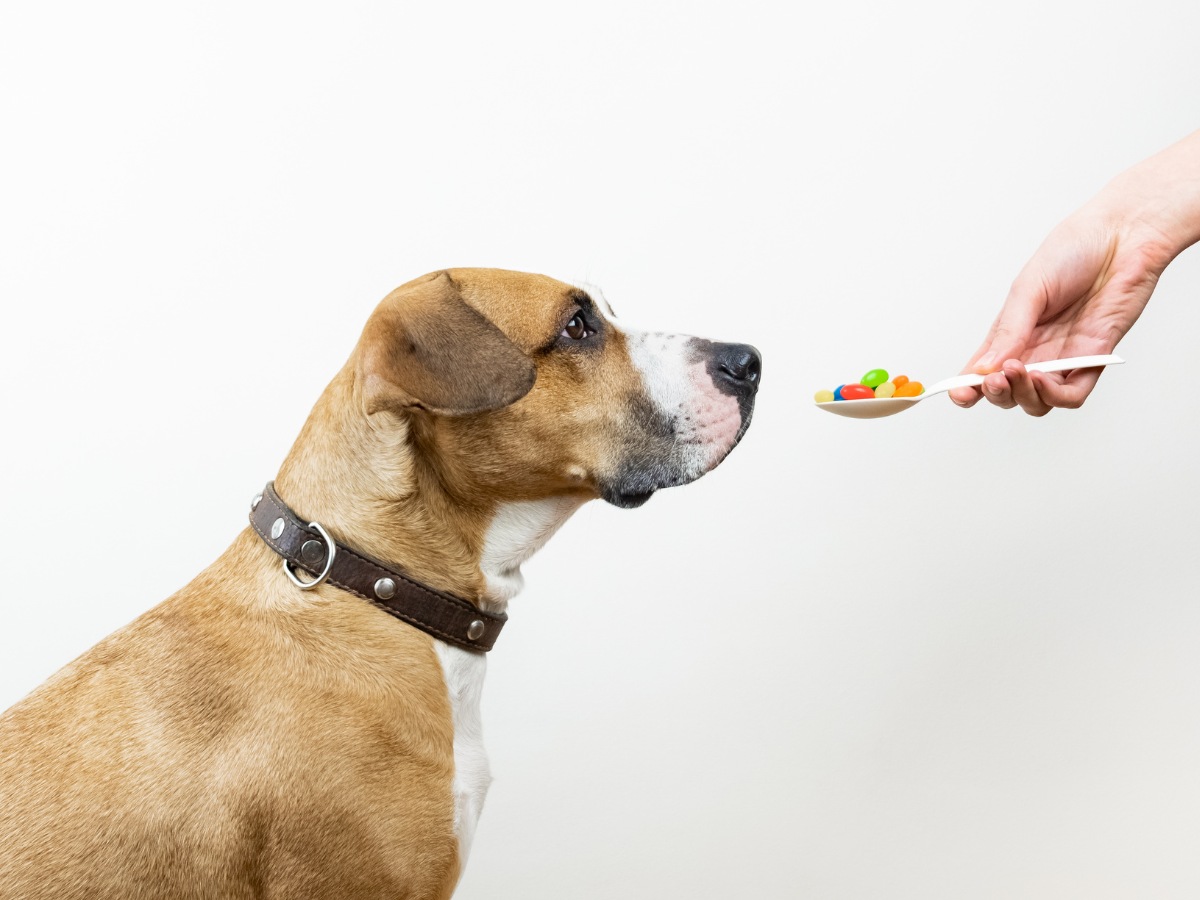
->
left=283, top=521, right=337, bottom=590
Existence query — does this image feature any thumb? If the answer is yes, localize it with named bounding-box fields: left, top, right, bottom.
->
left=970, top=274, right=1044, bottom=373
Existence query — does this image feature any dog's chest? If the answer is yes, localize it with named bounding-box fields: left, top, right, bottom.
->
left=431, top=498, right=583, bottom=872
left=433, top=642, right=491, bottom=869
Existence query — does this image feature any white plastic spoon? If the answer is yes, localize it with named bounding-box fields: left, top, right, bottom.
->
left=815, top=354, right=1125, bottom=419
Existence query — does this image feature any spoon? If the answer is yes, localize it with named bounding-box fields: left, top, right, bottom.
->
left=815, top=354, right=1125, bottom=419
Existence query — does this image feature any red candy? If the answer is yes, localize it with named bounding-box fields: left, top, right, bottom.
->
left=839, top=383, right=875, bottom=401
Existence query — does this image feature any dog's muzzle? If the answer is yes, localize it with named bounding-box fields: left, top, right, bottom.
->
left=600, top=339, right=761, bottom=508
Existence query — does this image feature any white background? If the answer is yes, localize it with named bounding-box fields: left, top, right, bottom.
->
left=2, top=2, right=1199, bottom=897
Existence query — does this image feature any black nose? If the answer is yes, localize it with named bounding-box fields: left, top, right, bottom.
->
left=711, top=343, right=762, bottom=396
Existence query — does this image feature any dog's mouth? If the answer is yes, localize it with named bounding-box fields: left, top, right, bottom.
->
left=596, top=445, right=728, bottom=511
left=597, top=391, right=757, bottom=510
left=598, top=463, right=674, bottom=509
left=600, top=485, right=657, bottom=509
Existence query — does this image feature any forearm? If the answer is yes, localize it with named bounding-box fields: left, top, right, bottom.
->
left=1098, top=128, right=1200, bottom=265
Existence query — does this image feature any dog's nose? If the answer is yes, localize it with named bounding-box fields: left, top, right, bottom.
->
left=712, top=343, right=762, bottom=396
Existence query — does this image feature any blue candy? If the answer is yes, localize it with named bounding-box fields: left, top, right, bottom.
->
left=833, top=384, right=845, bottom=401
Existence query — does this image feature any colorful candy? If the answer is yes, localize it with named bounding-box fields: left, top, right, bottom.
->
left=815, top=368, right=925, bottom=403
left=861, top=368, right=889, bottom=389
left=839, top=383, right=874, bottom=400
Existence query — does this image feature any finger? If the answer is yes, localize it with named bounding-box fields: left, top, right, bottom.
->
left=969, top=272, right=1046, bottom=374
left=1001, top=359, right=1052, bottom=417
left=948, top=385, right=983, bottom=408
left=1030, top=368, right=1102, bottom=410
left=981, top=371, right=1017, bottom=409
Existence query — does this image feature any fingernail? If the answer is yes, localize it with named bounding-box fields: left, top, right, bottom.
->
left=975, top=352, right=997, bottom=373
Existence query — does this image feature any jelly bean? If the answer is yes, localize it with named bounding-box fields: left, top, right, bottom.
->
left=892, top=375, right=909, bottom=388
left=814, top=389, right=835, bottom=403
left=833, top=384, right=846, bottom=401
left=874, top=380, right=896, bottom=399
left=861, top=368, right=889, bottom=389
left=894, top=381, right=924, bottom=398
left=840, top=383, right=875, bottom=400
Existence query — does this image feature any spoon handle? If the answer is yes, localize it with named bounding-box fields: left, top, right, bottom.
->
left=925, top=354, right=1125, bottom=396
left=1025, top=354, right=1125, bottom=374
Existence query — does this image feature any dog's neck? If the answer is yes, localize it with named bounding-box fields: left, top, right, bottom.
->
left=273, top=368, right=584, bottom=615
left=473, top=495, right=586, bottom=610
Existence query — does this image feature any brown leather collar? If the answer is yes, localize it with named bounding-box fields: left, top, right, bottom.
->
left=249, top=482, right=506, bottom=652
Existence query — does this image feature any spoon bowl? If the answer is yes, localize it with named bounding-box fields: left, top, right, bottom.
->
left=816, top=354, right=1124, bottom=419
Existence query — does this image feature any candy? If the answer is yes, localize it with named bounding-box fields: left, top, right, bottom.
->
left=817, top=369, right=925, bottom=404
left=861, top=368, right=889, bottom=389
left=840, top=383, right=875, bottom=401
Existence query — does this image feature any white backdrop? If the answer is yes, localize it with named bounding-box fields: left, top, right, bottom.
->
left=2, top=2, right=1199, bottom=897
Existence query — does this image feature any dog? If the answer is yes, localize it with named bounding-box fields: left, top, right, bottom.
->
left=0, top=268, right=760, bottom=898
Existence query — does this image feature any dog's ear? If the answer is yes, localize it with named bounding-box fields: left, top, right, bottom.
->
left=360, top=271, right=537, bottom=416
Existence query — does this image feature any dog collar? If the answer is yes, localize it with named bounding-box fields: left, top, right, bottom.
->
left=249, top=482, right=507, bottom=652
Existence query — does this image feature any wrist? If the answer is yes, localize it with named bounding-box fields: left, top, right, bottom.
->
left=1103, top=130, right=1200, bottom=262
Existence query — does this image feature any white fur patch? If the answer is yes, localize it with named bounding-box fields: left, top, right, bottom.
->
left=434, top=497, right=584, bottom=876
left=478, top=497, right=584, bottom=612
left=432, top=641, right=490, bottom=878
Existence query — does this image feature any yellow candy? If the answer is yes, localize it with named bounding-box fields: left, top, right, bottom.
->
left=814, top=389, right=835, bottom=403
left=874, top=381, right=896, bottom=399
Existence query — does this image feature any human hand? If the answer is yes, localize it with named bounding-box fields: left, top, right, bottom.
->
left=951, top=131, right=1200, bottom=415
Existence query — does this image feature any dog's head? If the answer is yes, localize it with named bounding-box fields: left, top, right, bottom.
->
left=357, top=268, right=760, bottom=509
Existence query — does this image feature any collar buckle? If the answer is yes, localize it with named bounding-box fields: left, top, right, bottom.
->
left=283, top=521, right=337, bottom=590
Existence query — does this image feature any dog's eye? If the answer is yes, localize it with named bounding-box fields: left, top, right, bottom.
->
left=561, top=312, right=594, bottom=340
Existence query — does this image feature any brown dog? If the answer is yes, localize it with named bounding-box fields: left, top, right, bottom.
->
left=0, top=269, right=760, bottom=898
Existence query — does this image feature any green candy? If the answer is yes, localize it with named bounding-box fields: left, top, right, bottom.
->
left=861, top=368, right=889, bottom=389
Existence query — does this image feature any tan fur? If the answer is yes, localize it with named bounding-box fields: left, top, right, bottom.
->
left=0, top=268, right=747, bottom=898
left=0, top=532, right=462, bottom=898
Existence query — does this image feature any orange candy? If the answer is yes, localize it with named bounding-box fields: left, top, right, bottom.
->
left=894, top=381, right=924, bottom=398
left=892, top=375, right=910, bottom=388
